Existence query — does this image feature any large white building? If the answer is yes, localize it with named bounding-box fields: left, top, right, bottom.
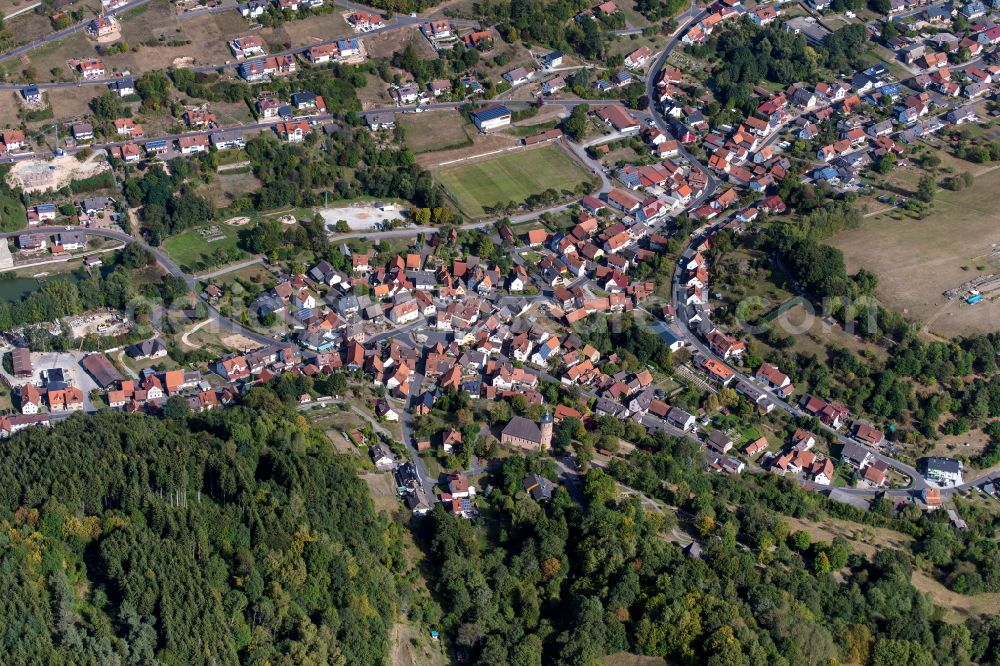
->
left=470, top=105, right=511, bottom=132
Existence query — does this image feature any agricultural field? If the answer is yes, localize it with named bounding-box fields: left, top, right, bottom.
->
left=399, top=110, right=473, bottom=153
left=831, top=166, right=1000, bottom=339
left=434, top=144, right=592, bottom=217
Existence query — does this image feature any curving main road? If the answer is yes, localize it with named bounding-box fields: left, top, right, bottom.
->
left=636, top=4, right=1000, bottom=499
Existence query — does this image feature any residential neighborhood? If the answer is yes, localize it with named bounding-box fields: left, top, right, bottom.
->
left=0, top=0, right=997, bottom=661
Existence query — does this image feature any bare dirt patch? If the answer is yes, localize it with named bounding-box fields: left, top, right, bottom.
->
left=415, top=132, right=520, bottom=170
left=390, top=623, right=446, bottom=666
left=319, top=203, right=405, bottom=231
left=364, top=25, right=429, bottom=59
left=220, top=332, right=264, bottom=350
left=9, top=153, right=110, bottom=193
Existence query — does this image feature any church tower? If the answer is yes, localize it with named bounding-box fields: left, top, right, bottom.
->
left=539, top=411, right=553, bottom=451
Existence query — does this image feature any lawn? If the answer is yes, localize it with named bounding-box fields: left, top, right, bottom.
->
left=435, top=144, right=592, bottom=217
left=831, top=166, right=1000, bottom=338
left=162, top=222, right=248, bottom=273
left=399, top=110, right=473, bottom=154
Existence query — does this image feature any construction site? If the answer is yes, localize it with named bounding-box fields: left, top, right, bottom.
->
left=944, top=274, right=1000, bottom=304
left=8, top=153, right=110, bottom=194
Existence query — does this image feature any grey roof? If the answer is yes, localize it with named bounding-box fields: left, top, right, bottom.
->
left=667, top=406, right=694, bottom=425
left=840, top=442, right=872, bottom=465
left=309, top=260, right=334, bottom=281
left=925, top=457, right=962, bottom=474
left=502, top=416, right=543, bottom=444
left=524, top=473, right=553, bottom=501
left=291, top=91, right=317, bottom=106
left=210, top=128, right=245, bottom=145
left=81, top=196, right=113, bottom=212
left=706, top=430, right=733, bottom=452
left=595, top=396, right=625, bottom=415
left=364, top=111, right=396, bottom=126
left=81, top=353, right=124, bottom=389
left=125, top=337, right=166, bottom=359
left=109, top=77, right=134, bottom=91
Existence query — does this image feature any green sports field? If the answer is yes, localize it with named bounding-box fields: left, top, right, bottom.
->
left=435, top=145, right=592, bottom=217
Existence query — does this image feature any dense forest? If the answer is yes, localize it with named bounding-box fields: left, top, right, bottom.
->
left=0, top=391, right=402, bottom=664
left=417, top=442, right=1000, bottom=665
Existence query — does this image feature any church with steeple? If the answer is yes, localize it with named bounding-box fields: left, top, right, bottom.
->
left=501, top=412, right=553, bottom=452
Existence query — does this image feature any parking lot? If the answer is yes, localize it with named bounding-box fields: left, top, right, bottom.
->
left=0, top=349, right=101, bottom=411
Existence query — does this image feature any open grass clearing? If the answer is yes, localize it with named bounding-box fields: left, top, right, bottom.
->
left=263, top=10, right=350, bottom=48
left=415, top=131, right=519, bottom=169
left=911, top=571, right=1000, bottom=623
left=928, top=427, right=993, bottom=462
left=364, top=25, right=428, bottom=59
left=0, top=92, right=22, bottom=130
left=831, top=166, right=1000, bottom=339
left=6, top=11, right=59, bottom=49
left=390, top=622, right=447, bottom=666
left=362, top=471, right=401, bottom=514
left=784, top=514, right=914, bottom=557
left=196, top=170, right=262, bottom=208
left=769, top=303, right=888, bottom=362
left=434, top=143, right=592, bottom=217
left=399, top=110, right=473, bottom=153
left=13, top=32, right=93, bottom=83
left=45, top=86, right=100, bottom=123
left=162, top=222, right=248, bottom=272
left=0, top=184, right=25, bottom=232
